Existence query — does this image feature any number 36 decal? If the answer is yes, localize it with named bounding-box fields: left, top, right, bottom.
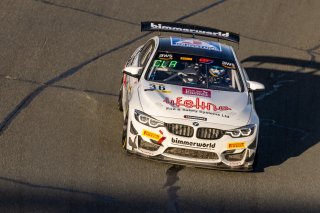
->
left=147, top=84, right=171, bottom=93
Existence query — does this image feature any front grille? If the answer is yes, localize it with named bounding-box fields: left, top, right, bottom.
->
left=196, top=127, right=224, bottom=140
left=165, top=123, right=194, bottom=137
left=164, top=147, right=219, bottom=160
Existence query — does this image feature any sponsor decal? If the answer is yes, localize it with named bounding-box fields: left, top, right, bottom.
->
left=182, top=87, right=211, bottom=98
left=184, top=115, right=207, bottom=121
left=159, top=53, right=173, bottom=60
left=153, top=60, right=177, bottom=68
left=142, top=129, right=166, bottom=144
left=180, top=56, right=193, bottom=61
left=222, top=61, right=236, bottom=69
left=150, top=22, right=231, bottom=39
left=167, top=107, right=230, bottom=118
left=142, top=129, right=161, bottom=141
left=171, top=37, right=222, bottom=52
left=227, top=142, right=246, bottom=149
left=145, top=84, right=171, bottom=93
left=163, top=97, right=231, bottom=111
left=172, top=138, right=215, bottom=149
left=199, top=58, right=213, bottom=64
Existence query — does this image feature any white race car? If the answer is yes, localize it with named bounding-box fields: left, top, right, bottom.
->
left=118, top=22, right=265, bottom=171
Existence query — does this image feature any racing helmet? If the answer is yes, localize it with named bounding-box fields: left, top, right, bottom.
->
left=209, top=66, right=226, bottom=77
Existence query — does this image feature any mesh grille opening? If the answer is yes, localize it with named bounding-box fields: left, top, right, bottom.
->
left=164, top=147, right=218, bottom=160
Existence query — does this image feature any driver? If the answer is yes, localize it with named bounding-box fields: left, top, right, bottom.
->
left=208, top=66, right=230, bottom=85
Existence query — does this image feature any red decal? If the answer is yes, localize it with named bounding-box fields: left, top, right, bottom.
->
left=182, top=87, right=211, bottom=98
left=163, top=97, right=231, bottom=111
left=123, top=74, right=127, bottom=86
left=158, top=136, right=166, bottom=144
left=158, top=130, right=166, bottom=144
left=199, top=58, right=213, bottom=63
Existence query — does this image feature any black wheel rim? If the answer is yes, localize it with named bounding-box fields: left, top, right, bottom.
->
left=122, top=115, right=128, bottom=149
left=118, top=82, right=123, bottom=111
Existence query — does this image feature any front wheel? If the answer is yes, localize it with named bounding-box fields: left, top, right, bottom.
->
left=121, top=113, right=128, bottom=149
left=118, top=81, right=123, bottom=112
left=252, top=152, right=260, bottom=172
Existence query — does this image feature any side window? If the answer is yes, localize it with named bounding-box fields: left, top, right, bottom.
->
left=126, top=46, right=142, bottom=67
left=126, top=55, right=135, bottom=67
left=138, top=40, right=155, bottom=68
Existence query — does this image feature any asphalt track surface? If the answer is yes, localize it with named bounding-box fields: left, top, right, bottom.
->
left=0, top=0, right=319, bottom=212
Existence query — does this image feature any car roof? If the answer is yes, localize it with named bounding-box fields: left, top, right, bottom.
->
left=157, top=36, right=235, bottom=61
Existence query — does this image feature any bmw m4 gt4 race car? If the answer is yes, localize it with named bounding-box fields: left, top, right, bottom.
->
left=118, top=22, right=265, bottom=171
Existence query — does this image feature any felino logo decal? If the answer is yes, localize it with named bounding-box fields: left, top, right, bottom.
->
left=227, top=142, right=246, bottom=149
left=142, top=129, right=166, bottom=144
left=172, top=138, right=215, bottom=149
left=163, top=97, right=231, bottom=111
left=171, top=37, right=222, bottom=52
left=182, top=87, right=211, bottom=98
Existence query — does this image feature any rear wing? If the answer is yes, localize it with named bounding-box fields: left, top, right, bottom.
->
left=141, top=21, right=240, bottom=43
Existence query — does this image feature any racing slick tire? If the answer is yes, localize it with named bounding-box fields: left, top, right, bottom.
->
left=118, top=81, right=123, bottom=112
left=252, top=152, right=260, bottom=172
left=121, top=112, right=128, bottom=150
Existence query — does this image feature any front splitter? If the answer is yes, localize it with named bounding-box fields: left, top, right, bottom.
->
left=126, top=149, right=253, bottom=172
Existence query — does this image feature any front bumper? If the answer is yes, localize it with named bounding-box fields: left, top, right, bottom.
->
left=126, top=148, right=254, bottom=171
left=126, top=114, right=258, bottom=171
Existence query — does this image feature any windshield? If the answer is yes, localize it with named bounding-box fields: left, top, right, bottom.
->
left=146, top=52, right=243, bottom=92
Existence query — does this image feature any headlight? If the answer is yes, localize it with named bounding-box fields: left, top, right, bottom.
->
left=134, top=110, right=164, bottom=128
left=225, top=124, right=256, bottom=138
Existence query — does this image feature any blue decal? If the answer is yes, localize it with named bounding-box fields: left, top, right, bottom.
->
left=170, top=37, right=222, bottom=52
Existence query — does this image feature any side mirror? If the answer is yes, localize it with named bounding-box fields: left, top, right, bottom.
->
left=123, top=66, right=143, bottom=78
left=247, top=80, right=265, bottom=92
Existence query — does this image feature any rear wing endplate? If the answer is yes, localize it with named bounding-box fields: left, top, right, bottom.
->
left=141, top=21, right=240, bottom=43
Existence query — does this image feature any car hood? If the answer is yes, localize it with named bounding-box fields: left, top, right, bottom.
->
left=138, top=81, right=252, bottom=127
